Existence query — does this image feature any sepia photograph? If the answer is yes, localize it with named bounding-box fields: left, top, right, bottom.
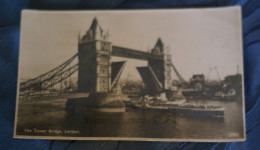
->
left=14, top=7, right=245, bottom=142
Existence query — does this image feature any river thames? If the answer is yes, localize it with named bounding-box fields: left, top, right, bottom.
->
left=16, top=98, right=244, bottom=140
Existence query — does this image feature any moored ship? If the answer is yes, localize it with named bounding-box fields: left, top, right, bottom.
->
left=131, top=93, right=224, bottom=118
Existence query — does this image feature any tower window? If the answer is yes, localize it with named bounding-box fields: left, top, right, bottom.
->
left=101, top=42, right=110, bottom=51
left=100, top=65, right=108, bottom=74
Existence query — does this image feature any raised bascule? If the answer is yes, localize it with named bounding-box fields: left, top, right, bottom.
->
left=20, top=17, right=186, bottom=112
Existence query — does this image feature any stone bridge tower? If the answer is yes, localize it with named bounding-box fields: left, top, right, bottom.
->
left=148, top=38, right=172, bottom=90
left=78, top=17, right=112, bottom=93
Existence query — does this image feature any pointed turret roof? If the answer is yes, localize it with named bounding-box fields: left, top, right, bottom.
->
left=89, top=17, right=103, bottom=34
left=154, top=38, right=164, bottom=52
left=81, top=17, right=105, bottom=42
left=151, top=38, right=164, bottom=54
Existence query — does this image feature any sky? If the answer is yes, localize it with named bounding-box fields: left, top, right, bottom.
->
left=19, top=7, right=243, bottom=82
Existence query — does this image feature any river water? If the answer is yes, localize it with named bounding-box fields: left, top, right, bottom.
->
left=16, top=98, right=244, bottom=140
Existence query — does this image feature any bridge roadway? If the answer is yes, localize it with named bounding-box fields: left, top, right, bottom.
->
left=112, top=46, right=163, bottom=60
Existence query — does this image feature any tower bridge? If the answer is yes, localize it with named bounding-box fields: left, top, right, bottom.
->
left=78, top=17, right=173, bottom=94
left=20, top=17, right=186, bottom=99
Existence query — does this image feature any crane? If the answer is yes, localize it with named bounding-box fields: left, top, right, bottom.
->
left=206, top=67, right=212, bottom=81
left=214, top=66, right=221, bottom=82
